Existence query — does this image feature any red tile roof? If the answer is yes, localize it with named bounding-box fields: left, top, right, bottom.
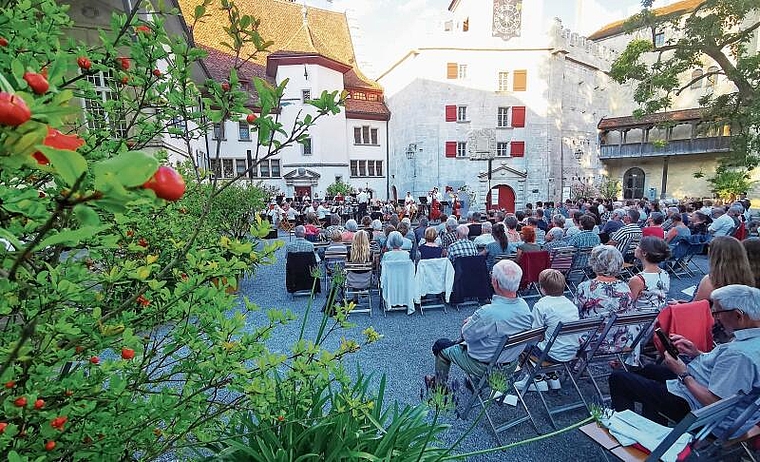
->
left=598, top=108, right=705, bottom=129
left=588, top=0, right=705, bottom=41
left=345, top=99, right=390, bottom=121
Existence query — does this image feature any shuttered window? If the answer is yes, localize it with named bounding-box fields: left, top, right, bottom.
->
left=510, top=141, right=525, bottom=157
left=511, top=106, right=526, bottom=127
left=446, top=62, right=458, bottom=79
left=445, top=105, right=457, bottom=122
left=445, top=141, right=457, bottom=158
left=513, top=70, right=527, bottom=91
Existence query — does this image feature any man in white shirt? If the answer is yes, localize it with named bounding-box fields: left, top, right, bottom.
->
left=708, top=206, right=737, bottom=236
left=357, top=189, right=369, bottom=218
left=316, top=201, right=330, bottom=221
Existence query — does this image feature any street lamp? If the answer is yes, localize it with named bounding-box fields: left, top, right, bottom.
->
left=406, top=143, right=417, bottom=197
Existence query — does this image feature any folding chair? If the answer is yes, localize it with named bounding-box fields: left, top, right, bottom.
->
left=379, top=259, right=416, bottom=315
left=450, top=255, right=492, bottom=310
left=695, top=392, right=760, bottom=461
left=323, top=248, right=347, bottom=290
left=664, top=237, right=692, bottom=279
left=683, top=234, right=710, bottom=276
left=518, top=250, right=551, bottom=299
left=646, top=393, right=748, bottom=462
left=285, top=251, right=321, bottom=298
left=414, top=257, right=454, bottom=314
left=566, top=247, right=593, bottom=293
left=344, top=262, right=373, bottom=316
left=460, top=327, right=547, bottom=444
left=580, top=393, right=747, bottom=462
left=520, top=317, right=607, bottom=429
left=574, top=311, right=660, bottom=404
left=548, top=246, right=576, bottom=293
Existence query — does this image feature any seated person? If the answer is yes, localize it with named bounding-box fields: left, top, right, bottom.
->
left=381, top=231, right=410, bottom=262
left=515, top=226, right=541, bottom=263
left=482, top=223, right=515, bottom=272
left=303, top=214, right=321, bottom=242
left=664, top=214, right=691, bottom=244
left=642, top=212, right=665, bottom=239
left=473, top=221, right=495, bottom=247
left=445, top=224, right=478, bottom=263
left=419, top=226, right=443, bottom=260
left=285, top=225, right=315, bottom=254
left=430, top=260, right=533, bottom=382
left=516, top=269, right=580, bottom=391
left=609, top=285, right=760, bottom=436
left=321, top=214, right=344, bottom=241
left=341, top=219, right=358, bottom=242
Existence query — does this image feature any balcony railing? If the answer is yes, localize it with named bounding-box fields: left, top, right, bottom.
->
left=599, top=136, right=731, bottom=159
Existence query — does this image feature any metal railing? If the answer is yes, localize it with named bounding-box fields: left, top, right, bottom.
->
left=599, top=136, right=731, bottom=159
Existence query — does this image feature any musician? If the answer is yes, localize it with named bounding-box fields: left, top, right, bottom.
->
left=430, top=189, right=442, bottom=222
left=452, top=194, right=461, bottom=220
left=357, top=188, right=369, bottom=219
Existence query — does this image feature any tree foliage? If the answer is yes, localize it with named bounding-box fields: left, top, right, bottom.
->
left=609, top=0, right=760, bottom=195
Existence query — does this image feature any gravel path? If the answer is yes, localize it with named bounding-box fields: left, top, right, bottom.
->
left=237, top=232, right=710, bottom=461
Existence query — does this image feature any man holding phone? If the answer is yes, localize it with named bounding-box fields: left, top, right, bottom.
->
left=608, top=285, right=760, bottom=437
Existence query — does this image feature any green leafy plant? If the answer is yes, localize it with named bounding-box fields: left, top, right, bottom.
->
left=326, top=178, right=355, bottom=197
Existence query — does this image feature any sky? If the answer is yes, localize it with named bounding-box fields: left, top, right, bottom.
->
left=302, top=0, right=683, bottom=78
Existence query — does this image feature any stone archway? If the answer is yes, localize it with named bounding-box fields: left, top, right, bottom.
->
left=623, top=167, right=645, bottom=199
left=486, top=184, right=516, bottom=213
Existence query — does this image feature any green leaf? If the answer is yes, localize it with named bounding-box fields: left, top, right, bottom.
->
left=93, top=151, right=158, bottom=188
left=38, top=225, right=108, bottom=248
left=38, top=146, right=87, bottom=187
left=73, top=204, right=101, bottom=226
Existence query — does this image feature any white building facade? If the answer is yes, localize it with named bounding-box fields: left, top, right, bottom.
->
left=379, top=0, right=616, bottom=212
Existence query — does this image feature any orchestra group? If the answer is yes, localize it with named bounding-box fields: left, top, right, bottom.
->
left=264, top=186, right=466, bottom=228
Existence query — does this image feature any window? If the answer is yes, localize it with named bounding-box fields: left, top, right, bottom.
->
left=444, top=20, right=453, bottom=31
left=368, top=93, right=379, bottom=102
left=350, top=160, right=383, bottom=177
left=169, top=116, right=185, bottom=138
left=302, top=137, right=312, bottom=155
left=235, top=159, right=247, bottom=176
left=302, top=89, right=311, bottom=102
left=446, top=62, right=458, bottom=79
left=498, top=72, right=509, bottom=91
left=458, top=64, right=467, bottom=79
left=456, top=142, right=467, bottom=158
left=220, top=159, right=233, bottom=178
left=238, top=121, right=250, bottom=141
left=457, top=106, right=467, bottom=121
left=209, top=158, right=221, bottom=178
left=213, top=121, right=225, bottom=140
left=513, top=69, right=527, bottom=91
left=497, top=107, right=510, bottom=127
left=352, top=91, right=367, bottom=100
left=259, top=161, right=270, bottom=178
left=497, top=142, right=509, bottom=157
left=654, top=32, right=665, bottom=47
left=463, top=18, right=469, bottom=32
left=270, top=159, right=280, bottom=178
left=354, top=126, right=379, bottom=145
left=83, top=70, right=128, bottom=139
left=690, top=69, right=703, bottom=89
left=707, top=65, right=719, bottom=88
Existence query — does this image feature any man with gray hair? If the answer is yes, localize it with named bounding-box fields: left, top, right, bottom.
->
left=430, top=260, right=533, bottom=382
left=610, top=284, right=760, bottom=436
left=285, top=225, right=315, bottom=254
left=473, top=221, right=495, bottom=247
left=708, top=206, right=739, bottom=237
left=543, top=226, right=568, bottom=252
left=445, top=224, right=478, bottom=263
left=440, top=217, right=460, bottom=249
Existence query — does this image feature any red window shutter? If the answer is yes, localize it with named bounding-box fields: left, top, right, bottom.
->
left=511, top=106, right=526, bottom=127
left=510, top=141, right=525, bottom=157
left=445, top=105, right=457, bottom=122
left=445, top=141, right=457, bottom=157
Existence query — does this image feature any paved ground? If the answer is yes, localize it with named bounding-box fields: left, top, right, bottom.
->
left=238, top=232, right=710, bottom=461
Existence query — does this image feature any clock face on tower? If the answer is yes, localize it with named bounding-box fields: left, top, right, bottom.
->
left=492, top=0, right=522, bottom=41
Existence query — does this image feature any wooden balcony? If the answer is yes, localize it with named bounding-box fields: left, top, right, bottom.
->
left=599, top=136, right=731, bottom=159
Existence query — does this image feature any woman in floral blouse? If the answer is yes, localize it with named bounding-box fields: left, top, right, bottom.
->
left=575, top=245, right=636, bottom=353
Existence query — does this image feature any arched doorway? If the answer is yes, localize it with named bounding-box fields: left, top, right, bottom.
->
left=623, top=167, right=645, bottom=199
left=486, top=184, right=516, bottom=213
left=390, top=185, right=398, bottom=202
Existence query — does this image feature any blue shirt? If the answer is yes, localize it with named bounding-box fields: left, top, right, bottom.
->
left=667, top=327, right=760, bottom=438
left=462, top=295, right=533, bottom=364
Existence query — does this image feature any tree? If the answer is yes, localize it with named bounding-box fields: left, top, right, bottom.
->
left=609, top=0, right=760, bottom=196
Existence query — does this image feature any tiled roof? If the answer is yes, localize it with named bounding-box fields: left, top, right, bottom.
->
left=598, top=108, right=705, bottom=129
left=200, top=45, right=272, bottom=84
left=588, top=0, right=705, bottom=41
left=345, top=99, right=390, bottom=121
left=177, top=0, right=380, bottom=89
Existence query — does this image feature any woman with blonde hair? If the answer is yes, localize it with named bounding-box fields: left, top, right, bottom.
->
left=693, top=236, right=754, bottom=301
left=349, top=230, right=371, bottom=264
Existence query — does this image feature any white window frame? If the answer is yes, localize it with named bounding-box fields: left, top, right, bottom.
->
left=354, top=126, right=378, bottom=145
left=457, top=106, right=467, bottom=122
left=238, top=121, right=250, bottom=141
left=456, top=142, right=467, bottom=158
left=302, top=89, right=311, bottom=103
left=302, top=137, right=313, bottom=156
left=497, top=71, right=509, bottom=91
left=654, top=32, right=665, bottom=47
left=222, top=159, right=234, bottom=179
left=83, top=70, right=128, bottom=139
left=496, top=142, right=509, bottom=157
left=497, top=107, right=510, bottom=128
left=458, top=64, right=467, bottom=79
left=235, top=158, right=247, bottom=176
left=213, top=121, right=225, bottom=140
